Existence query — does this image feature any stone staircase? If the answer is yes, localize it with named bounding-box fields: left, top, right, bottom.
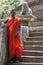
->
left=0, top=26, right=43, bottom=65
left=8, top=30, right=43, bottom=65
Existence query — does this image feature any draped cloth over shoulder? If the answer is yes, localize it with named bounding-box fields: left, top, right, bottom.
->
left=8, top=17, right=23, bottom=59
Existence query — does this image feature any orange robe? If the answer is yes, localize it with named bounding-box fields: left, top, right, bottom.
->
left=8, top=17, right=23, bottom=59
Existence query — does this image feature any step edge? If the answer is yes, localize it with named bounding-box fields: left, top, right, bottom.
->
left=8, top=62, right=43, bottom=64
left=23, top=50, right=43, bottom=53
left=22, top=56, right=43, bottom=58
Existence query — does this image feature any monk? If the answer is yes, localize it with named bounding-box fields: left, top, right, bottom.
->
left=1, top=9, right=23, bottom=63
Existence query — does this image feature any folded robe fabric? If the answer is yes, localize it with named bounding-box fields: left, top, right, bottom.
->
left=8, top=17, right=23, bottom=58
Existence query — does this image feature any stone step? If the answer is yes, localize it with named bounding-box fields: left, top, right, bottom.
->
left=24, top=45, right=43, bottom=50
left=29, top=32, right=43, bottom=36
left=24, top=50, right=43, bottom=53
left=21, top=56, right=43, bottom=62
left=23, top=50, right=43, bottom=56
left=29, top=26, right=43, bottom=32
left=31, top=21, right=43, bottom=27
left=8, top=62, right=43, bottom=65
left=24, top=41, right=43, bottom=45
left=26, top=36, right=43, bottom=41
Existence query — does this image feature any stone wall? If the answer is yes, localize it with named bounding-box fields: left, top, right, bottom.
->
left=16, top=0, right=43, bottom=27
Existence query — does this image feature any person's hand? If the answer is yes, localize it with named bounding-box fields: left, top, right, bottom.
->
left=14, top=33, right=18, bottom=38
left=1, top=22, right=7, bottom=28
left=1, top=22, right=5, bottom=28
left=14, top=30, right=20, bottom=38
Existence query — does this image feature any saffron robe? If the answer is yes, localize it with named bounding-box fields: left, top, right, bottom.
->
left=8, top=17, right=23, bottom=59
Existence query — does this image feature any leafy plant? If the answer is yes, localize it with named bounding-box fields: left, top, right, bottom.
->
left=0, top=0, right=22, bottom=20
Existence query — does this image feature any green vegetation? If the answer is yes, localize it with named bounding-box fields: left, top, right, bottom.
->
left=0, top=0, right=23, bottom=20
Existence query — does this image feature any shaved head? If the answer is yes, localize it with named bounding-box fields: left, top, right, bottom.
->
left=11, top=9, right=16, bottom=18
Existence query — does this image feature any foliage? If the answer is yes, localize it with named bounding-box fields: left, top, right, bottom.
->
left=0, top=0, right=22, bottom=20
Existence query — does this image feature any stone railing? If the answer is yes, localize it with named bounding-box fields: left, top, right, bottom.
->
left=0, top=25, right=8, bottom=65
